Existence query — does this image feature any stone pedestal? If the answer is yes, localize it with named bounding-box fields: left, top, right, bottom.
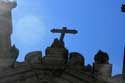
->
left=44, top=47, right=68, bottom=65
left=93, top=64, right=112, bottom=81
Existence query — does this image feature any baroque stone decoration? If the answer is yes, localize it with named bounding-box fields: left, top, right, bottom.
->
left=0, top=0, right=124, bottom=83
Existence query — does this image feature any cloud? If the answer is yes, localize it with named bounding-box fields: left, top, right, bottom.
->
left=12, top=15, right=47, bottom=47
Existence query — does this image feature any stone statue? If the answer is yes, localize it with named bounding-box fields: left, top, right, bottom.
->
left=0, top=45, right=19, bottom=68
left=7, top=45, right=19, bottom=67
left=51, top=38, right=64, bottom=48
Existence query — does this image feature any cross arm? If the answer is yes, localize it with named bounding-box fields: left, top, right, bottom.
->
left=51, top=27, right=78, bottom=42
left=51, top=28, right=78, bottom=34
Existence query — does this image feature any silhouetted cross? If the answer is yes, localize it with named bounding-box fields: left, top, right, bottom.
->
left=51, top=27, right=78, bottom=41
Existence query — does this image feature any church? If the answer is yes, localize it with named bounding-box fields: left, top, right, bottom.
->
left=0, top=0, right=124, bottom=83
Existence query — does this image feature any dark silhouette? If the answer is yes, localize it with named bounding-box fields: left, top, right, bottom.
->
left=94, top=50, right=109, bottom=64
left=51, top=27, right=78, bottom=42
left=122, top=4, right=125, bottom=12
left=122, top=3, right=125, bottom=81
left=51, top=38, right=64, bottom=48
left=69, top=52, right=85, bottom=66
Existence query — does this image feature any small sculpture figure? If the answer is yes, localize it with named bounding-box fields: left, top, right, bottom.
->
left=4, top=44, right=19, bottom=68
left=51, top=38, right=64, bottom=48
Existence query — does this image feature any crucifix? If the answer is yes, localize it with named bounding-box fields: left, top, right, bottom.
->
left=51, top=27, right=78, bottom=42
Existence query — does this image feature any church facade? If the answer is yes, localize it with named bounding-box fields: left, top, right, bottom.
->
left=0, top=1, right=124, bottom=83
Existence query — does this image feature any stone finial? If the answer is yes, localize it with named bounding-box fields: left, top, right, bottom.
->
left=94, top=50, right=109, bottom=64
left=25, top=51, right=42, bottom=64
left=93, top=50, right=112, bottom=82
left=69, top=52, right=84, bottom=66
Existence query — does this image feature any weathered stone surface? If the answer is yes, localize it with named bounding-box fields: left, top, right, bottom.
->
left=25, top=51, right=42, bottom=64
left=69, top=52, right=84, bottom=66
left=93, top=64, right=112, bottom=81
left=0, top=1, right=18, bottom=68
left=43, top=39, right=68, bottom=65
left=0, top=0, right=16, bottom=51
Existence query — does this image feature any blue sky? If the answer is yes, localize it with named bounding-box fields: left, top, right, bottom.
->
left=11, top=0, right=125, bottom=75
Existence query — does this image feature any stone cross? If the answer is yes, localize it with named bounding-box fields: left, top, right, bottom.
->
left=51, top=27, right=78, bottom=41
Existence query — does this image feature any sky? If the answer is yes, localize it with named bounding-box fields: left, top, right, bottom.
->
left=11, top=0, right=125, bottom=75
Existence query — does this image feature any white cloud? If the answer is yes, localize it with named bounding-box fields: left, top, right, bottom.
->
left=12, top=15, right=47, bottom=47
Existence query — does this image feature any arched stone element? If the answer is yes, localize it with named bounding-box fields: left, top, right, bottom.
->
left=69, top=52, right=84, bottom=66
left=25, top=51, right=42, bottom=64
